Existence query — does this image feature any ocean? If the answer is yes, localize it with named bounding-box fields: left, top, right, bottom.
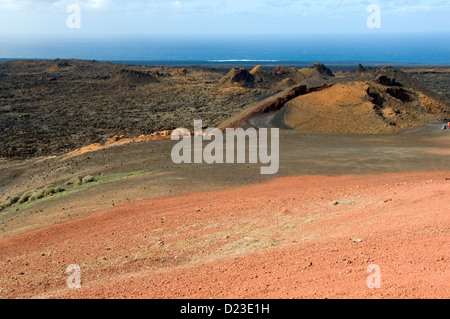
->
left=1, top=33, right=449, bottom=65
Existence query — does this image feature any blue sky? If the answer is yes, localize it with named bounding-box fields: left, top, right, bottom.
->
left=0, top=0, right=449, bottom=36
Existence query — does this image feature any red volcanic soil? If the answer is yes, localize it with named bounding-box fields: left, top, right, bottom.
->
left=0, top=172, right=449, bottom=299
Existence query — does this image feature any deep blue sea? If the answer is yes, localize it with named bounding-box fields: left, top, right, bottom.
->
left=1, top=33, right=449, bottom=65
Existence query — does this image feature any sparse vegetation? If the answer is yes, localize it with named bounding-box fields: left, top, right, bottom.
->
left=82, top=175, right=96, bottom=184
left=43, top=187, right=64, bottom=197
left=18, top=193, right=32, bottom=204
left=72, top=176, right=83, bottom=186
left=0, top=171, right=152, bottom=214
left=6, top=196, right=20, bottom=206
left=0, top=187, right=65, bottom=212
left=69, top=175, right=96, bottom=186
left=0, top=196, right=20, bottom=211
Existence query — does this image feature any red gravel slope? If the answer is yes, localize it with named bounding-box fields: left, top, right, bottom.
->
left=0, top=172, right=449, bottom=299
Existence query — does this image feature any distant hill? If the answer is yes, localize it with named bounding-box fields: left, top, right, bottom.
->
left=109, top=69, right=159, bottom=85
left=218, top=63, right=334, bottom=89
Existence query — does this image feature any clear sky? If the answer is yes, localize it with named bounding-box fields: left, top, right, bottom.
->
left=0, top=0, right=449, bottom=37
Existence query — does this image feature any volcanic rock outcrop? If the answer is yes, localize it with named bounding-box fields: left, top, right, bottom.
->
left=219, top=63, right=335, bottom=89
left=218, top=67, right=255, bottom=88
left=282, top=80, right=450, bottom=134
left=302, top=62, right=335, bottom=78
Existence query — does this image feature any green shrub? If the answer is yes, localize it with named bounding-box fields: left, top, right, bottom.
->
left=18, top=193, right=32, bottom=204
left=82, top=175, right=96, bottom=184
left=71, top=176, right=83, bottom=186
left=32, top=187, right=65, bottom=200
left=43, top=187, right=56, bottom=197
left=35, top=190, right=46, bottom=200
left=5, top=196, right=20, bottom=207
left=54, top=187, right=64, bottom=193
left=42, top=187, right=65, bottom=197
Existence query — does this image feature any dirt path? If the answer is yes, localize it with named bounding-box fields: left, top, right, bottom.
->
left=0, top=171, right=448, bottom=299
